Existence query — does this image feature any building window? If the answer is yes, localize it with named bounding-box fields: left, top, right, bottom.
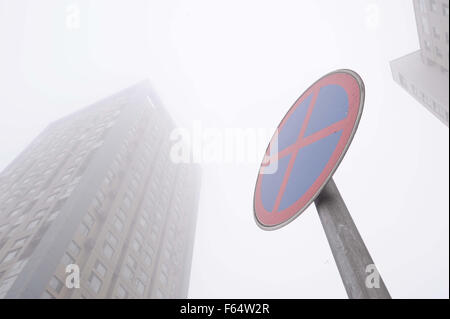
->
left=429, top=0, right=437, bottom=11
left=432, top=26, right=440, bottom=39
left=432, top=101, right=441, bottom=113
left=113, top=217, right=124, bottom=232
left=48, top=208, right=61, bottom=222
left=136, top=279, right=145, bottom=295
left=33, top=191, right=45, bottom=201
left=88, top=272, right=102, bottom=294
left=26, top=218, right=41, bottom=231
left=68, top=241, right=81, bottom=257
left=4, top=197, right=14, bottom=205
left=52, top=185, right=63, bottom=195
left=139, top=216, right=148, bottom=228
left=103, top=242, right=114, bottom=259
left=41, top=290, right=55, bottom=299
left=91, top=197, right=102, bottom=211
left=61, top=184, right=76, bottom=198
left=0, top=223, right=7, bottom=234
left=135, top=232, right=143, bottom=243
left=6, top=224, right=19, bottom=237
left=49, top=276, right=63, bottom=293
left=0, top=275, right=18, bottom=297
left=106, top=231, right=118, bottom=247
left=116, top=285, right=128, bottom=299
left=130, top=177, right=139, bottom=190
left=155, top=289, right=164, bottom=299
left=410, top=84, right=417, bottom=96
left=163, top=247, right=171, bottom=260
left=123, top=194, right=132, bottom=208
left=144, top=253, right=152, bottom=267
left=66, top=166, right=76, bottom=175
left=160, top=272, right=168, bottom=286
left=61, top=253, right=75, bottom=266
left=95, top=260, right=107, bottom=277
left=84, top=213, right=95, bottom=227
left=420, top=91, right=427, bottom=103
left=150, top=230, right=158, bottom=241
left=34, top=208, right=47, bottom=218
left=103, top=171, right=113, bottom=187
left=79, top=223, right=90, bottom=236
left=127, top=255, right=137, bottom=269
left=13, top=236, right=28, bottom=248
left=140, top=270, right=149, bottom=283
left=14, top=214, right=26, bottom=226
left=422, top=17, right=430, bottom=34
left=398, top=74, right=407, bottom=88
left=117, top=208, right=126, bottom=221
left=444, top=4, right=449, bottom=16
left=419, top=0, right=427, bottom=13
left=61, top=173, right=71, bottom=183
left=8, top=209, right=21, bottom=219
left=46, top=193, right=58, bottom=203
left=96, top=191, right=105, bottom=203
left=122, top=265, right=133, bottom=280
left=131, top=239, right=141, bottom=252
left=2, top=248, right=21, bottom=264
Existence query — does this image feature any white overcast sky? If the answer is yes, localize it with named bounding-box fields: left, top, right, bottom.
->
left=0, top=0, right=448, bottom=298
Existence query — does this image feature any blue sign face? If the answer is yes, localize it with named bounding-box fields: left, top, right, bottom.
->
left=254, top=70, right=364, bottom=229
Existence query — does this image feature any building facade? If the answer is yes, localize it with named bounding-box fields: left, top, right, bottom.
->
left=390, top=0, right=449, bottom=126
left=0, top=81, right=201, bottom=298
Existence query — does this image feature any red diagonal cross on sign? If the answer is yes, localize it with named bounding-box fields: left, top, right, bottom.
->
left=266, top=88, right=349, bottom=213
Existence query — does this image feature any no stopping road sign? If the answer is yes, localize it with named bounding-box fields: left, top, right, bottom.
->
left=254, top=70, right=364, bottom=230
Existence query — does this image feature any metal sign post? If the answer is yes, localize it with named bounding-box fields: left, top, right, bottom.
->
left=253, top=69, right=391, bottom=299
left=315, top=178, right=390, bottom=299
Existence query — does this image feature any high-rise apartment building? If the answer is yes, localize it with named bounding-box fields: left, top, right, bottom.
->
left=0, top=81, right=201, bottom=299
left=390, top=0, right=449, bottom=126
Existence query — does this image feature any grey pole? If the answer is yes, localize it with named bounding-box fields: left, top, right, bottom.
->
left=314, top=178, right=391, bottom=299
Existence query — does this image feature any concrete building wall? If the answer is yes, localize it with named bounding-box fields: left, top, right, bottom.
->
left=0, top=81, right=201, bottom=299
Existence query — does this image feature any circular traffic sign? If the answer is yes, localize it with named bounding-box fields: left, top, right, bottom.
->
left=254, top=69, right=364, bottom=230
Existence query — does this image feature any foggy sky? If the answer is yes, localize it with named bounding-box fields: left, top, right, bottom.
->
left=0, top=0, right=448, bottom=298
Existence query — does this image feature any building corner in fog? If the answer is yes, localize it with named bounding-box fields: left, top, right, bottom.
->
left=390, top=0, right=449, bottom=126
